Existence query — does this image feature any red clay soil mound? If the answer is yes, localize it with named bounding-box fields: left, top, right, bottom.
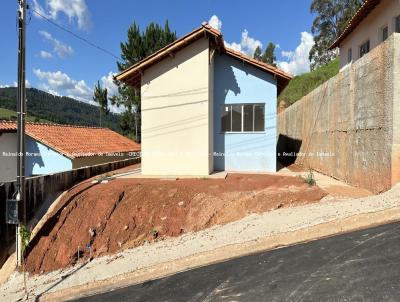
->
left=25, top=174, right=327, bottom=274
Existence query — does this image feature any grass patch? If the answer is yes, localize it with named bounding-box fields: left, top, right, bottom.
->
left=279, top=58, right=339, bottom=107
left=0, top=107, right=52, bottom=123
left=0, top=107, right=18, bottom=120
left=304, top=169, right=316, bottom=186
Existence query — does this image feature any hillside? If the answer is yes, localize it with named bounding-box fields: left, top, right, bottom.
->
left=278, top=58, right=339, bottom=106
left=0, top=107, right=51, bottom=123
left=0, top=87, right=120, bottom=131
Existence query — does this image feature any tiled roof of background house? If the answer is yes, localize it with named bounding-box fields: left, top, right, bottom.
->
left=0, top=121, right=140, bottom=158
left=115, top=23, right=293, bottom=95
left=330, top=0, right=381, bottom=49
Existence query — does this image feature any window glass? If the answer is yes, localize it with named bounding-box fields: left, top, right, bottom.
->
left=382, top=26, right=388, bottom=41
left=348, top=48, right=352, bottom=63
left=231, top=105, right=242, bottom=132
left=221, top=105, right=231, bottom=132
left=359, top=40, right=370, bottom=58
left=254, top=105, right=265, bottom=132
left=396, top=16, right=400, bottom=33
left=221, top=104, right=265, bottom=133
left=243, top=105, right=254, bottom=132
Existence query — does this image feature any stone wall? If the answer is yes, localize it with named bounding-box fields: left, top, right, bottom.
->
left=278, top=33, right=400, bottom=194
left=0, top=157, right=140, bottom=268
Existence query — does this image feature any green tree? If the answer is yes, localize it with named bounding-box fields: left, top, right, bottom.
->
left=309, top=0, right=363, bottom=70
left=114, top=20, right=177, bottom=141
left=253, top=46, right=262, bottom=61
left=93, top=81, right=109, bottom=127
left=262, top=42, right=277, bottom=67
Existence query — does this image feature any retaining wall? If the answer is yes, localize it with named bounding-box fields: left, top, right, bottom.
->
left=0, top=157, right=140, bottom=268
left=278, top=33, right=400, bottom=194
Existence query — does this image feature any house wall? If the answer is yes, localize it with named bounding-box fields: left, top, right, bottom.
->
left=208, top=45, right=215, bottom=174
left=0, top=133, right=17, bottom=182
left=339, top=0, right=400, bottom=68
left=72, top=153, right=133, bottom=169
left=278, top=34, right=400, bottom=193
left=25, top=136, right=72, bottom=176
left=0, top=133, right=72, bottom=182
left=213, top=53, right=277, bottom=172
left=141, top=37, right=211, bottom=175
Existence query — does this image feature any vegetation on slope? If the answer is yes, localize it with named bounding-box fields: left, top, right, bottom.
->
left=0, top=87, right=120, bottom=131
left=278, top=58, right=339, bottom=106
left=0, top=107, right=52, bottom=123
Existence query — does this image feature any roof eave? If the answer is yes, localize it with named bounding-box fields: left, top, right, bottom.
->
left=329, top=0, right=381, bottom=50
left=114, top=24, right=222, bottom=85
left=115, top=23, right=293, bottom=94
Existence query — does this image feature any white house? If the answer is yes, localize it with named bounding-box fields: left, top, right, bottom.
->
left=330, top=0, right=400, bottom=68
left=0, top=121, right=140, bottom=182
left=116, top=23, right=292, bottom=176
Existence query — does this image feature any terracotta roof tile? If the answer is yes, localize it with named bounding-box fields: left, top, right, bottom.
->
left=0, top=121, right=140, bottom=158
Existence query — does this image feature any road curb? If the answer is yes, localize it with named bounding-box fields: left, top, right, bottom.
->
left=38, top=206, right=400, bottom=301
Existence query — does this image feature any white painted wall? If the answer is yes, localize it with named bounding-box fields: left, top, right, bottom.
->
left=0, top=133, right=135, bottom=182
left=208, top=48, right=215, bottom=174
left=141, top=37, right=211, bottom=175
left=340, top=0, right=400, bottom=68
left=0, top=133, right=17, bottom=182
left=0, top=133, right=73, bottom=182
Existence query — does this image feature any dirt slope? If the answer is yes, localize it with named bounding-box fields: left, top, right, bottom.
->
left=25, top=174, right=327, bottom=274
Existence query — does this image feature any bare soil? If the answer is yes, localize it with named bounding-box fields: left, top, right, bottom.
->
left=24, top=168, right=327, bottom=274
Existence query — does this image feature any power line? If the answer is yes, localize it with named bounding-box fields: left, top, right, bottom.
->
left=30, top=7, right=120, bottom=60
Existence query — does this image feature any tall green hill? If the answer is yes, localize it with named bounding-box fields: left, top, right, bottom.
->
left=0, top=87, right=120, bottom=131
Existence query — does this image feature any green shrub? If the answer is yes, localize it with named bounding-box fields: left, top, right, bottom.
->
left=304, top=169, right=316, bottom=186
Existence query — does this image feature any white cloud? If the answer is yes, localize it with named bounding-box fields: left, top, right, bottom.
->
left=208, top=15, right=222, bottom=31
left=47, top=88, right=60, bottom=96
left=39, top=50, right=53, bottom=59
left=0, top=84, right=10, bottom=88
left=8, top=80, right=30, bottom=88
left=101, top=72, right=125, bottom=114
left=101, top=72, right=118, bottom=97
left=225, top=29, right=262, bottom=57
left=33, top=0, right=91, bottom=30
left=277, top=32, right=315, bottom=76
left=207, top=15, right=261, bottom=57
left=33, top=68, right=92, bottom=102
left=39, top=30, right=74, bottom=58
left=32, top=69, right=123, bottom=114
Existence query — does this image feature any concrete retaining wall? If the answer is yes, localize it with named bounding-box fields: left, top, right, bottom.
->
left=278, top=33, right=400, bottom=194
left=0, top=157, right=140, bottom=268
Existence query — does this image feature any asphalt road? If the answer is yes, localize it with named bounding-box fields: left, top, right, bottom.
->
left=76, top=222, right=400, bottom=302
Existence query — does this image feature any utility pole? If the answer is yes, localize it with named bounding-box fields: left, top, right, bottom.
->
left=16, top=0, right=27, bottom=266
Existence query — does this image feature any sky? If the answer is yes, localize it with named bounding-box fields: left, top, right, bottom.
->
left=0, top=0, right=315, bottom=112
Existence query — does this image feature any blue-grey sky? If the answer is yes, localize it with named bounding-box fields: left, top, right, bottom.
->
left=0, top=0, right=315, bottom=110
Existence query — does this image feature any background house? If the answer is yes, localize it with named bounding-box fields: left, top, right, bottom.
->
left=331, top=0, right=400, bottom=68
left=116, top=24, right=292, bottom=176
left=0, top=121, right=140, bottom=182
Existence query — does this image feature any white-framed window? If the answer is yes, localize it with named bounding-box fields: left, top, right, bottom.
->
left=347, top=48, right=352, bottom=63
left=382, top=25, right=389, bottom=41
left=359, top=40, right=370, bottom=58
left=221, top=104, right=265, bottom=133
left=396, top=15, right=400, bottom=33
